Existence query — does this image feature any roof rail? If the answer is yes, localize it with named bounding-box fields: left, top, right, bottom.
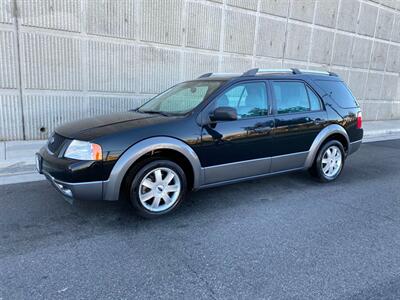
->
left=242, top=68, right=300, bottom=76
left=198, top=72, right=241, bottom=78
left=297, top=69, right=338, bottom=77
left=241, top=68, right=338, bottom=77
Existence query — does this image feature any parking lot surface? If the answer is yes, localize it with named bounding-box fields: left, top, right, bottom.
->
left=1, top=139, right=400, bottom=299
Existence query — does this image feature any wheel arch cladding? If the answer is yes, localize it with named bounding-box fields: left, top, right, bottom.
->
left=103, top=137, right=202, bottom=201
left=121, top=148, right=195, bottom=193
left=304, top=124, right=350, bottom=169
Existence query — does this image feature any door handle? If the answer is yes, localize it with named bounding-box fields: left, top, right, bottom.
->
left=314, top=118, right=324, bottom=125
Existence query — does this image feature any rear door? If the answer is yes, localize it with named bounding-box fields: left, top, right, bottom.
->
left=270, top=80, right=327, bottom=172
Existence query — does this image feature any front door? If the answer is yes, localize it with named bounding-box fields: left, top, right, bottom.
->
left=270, top=80, right=328, bottom=172
left=197, top=81, right=275, bottom=185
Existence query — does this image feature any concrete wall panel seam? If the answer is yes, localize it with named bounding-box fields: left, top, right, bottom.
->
left=364, top=7, right=382, bottom=113
left=328, top=0, right=343, bottom=73
left=306, top=0, right=318, bottom=66
left=250, top=0, right=261, bottom=67
left=281, top=0, right=292, bottom=62
left=217, top=0, right=227, bottom=71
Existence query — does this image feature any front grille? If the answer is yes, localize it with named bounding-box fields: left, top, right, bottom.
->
left=47, top=132, right=66, bottom=154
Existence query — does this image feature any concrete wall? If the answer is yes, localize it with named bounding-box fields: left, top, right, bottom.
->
left=0, top=0, right=400, bottom=140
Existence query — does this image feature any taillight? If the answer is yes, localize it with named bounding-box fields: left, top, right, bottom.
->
left=356, top=111, right=362, bottom=129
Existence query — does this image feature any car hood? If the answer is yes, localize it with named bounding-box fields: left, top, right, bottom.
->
left=55, top=111, right=167, bottom=140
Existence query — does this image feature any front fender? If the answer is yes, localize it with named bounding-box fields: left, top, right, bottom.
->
left=103, top=137, right=202, bottom=201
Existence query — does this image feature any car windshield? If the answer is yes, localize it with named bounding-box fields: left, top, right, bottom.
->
left=137, top=80, right=224, bottom=115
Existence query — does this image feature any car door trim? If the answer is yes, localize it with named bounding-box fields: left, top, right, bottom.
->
left=198, top=166, right=305, bottom=190
left=200, top=150, right=309, bottom=186
left=202, top=156, right=271, bottom=185
left=270, top=151, right=309, bottom=172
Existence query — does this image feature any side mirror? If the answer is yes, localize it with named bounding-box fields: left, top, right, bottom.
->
left=210, top=106, right=238, bottom=122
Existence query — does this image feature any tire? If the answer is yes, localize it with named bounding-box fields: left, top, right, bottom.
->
left=127, top=159, right=187, bottom=218
left=309, top=140, right=345, bottom=183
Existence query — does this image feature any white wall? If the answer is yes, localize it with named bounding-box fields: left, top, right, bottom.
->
left=0, top=0, right=400, bottom=140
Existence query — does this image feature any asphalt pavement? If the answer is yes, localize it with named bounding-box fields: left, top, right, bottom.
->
left=1, top=139, right=400, bottom=299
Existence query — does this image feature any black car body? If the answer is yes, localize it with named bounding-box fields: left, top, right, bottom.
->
left=37, top=68, right=363, bottom=217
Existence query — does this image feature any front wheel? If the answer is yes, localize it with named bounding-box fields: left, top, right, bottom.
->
left=310, top=140, right=345, bottom=182
left=128, top=160, right=187, bottom=218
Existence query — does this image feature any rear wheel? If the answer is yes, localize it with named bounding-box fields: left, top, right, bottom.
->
left=310, top=140, right=345, bottom=182
left=128, top=160, right=187, bottom=218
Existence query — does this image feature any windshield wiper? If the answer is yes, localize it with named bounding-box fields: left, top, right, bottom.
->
left=138, top=110, right=171, bottom=117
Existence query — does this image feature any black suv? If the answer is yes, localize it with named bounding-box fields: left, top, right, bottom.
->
left=36, top=68, right=363, bottom=217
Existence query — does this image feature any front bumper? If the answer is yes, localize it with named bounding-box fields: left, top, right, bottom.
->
left=43, top=170, right=103, bottom=201
left=36, top=148, right=106, bottom=202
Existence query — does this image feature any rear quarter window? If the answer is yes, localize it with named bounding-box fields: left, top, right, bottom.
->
left=315, top=80, right=358, bottom=108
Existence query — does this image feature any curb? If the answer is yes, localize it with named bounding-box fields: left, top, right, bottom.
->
left=363, top=132, right=400, bottom=143
left=363, top=129, right=400, bottom=137
left=0, top=172, right=44, bottom=186
left=0, top=140, right=45, bottom=161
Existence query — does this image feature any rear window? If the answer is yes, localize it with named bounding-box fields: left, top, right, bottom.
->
left=315, top=80, right=358, bottom=108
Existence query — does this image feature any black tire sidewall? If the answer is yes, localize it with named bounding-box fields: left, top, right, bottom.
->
left=315, top=140, right=345, bottom=182
left=129, top=160, right=187, bottom=218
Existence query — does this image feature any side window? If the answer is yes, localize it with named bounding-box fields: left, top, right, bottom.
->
left=214, top=82, right=268, bottom=119
left=306, top=86, right=322, bottom=111
left=272, top=81, right=322, bottom=114
left=272, top=81, right=310, bottom=114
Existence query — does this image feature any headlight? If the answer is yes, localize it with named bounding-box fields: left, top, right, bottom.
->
left=64, top=140, right=102, bottom=161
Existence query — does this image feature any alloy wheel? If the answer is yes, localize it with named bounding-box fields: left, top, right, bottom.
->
left=321, top=145, right=342, bottom=178
left=138, top=167, right=181, bottom=212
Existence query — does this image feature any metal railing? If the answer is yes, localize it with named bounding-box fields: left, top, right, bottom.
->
left=198, top=68, right=338, bottom=79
